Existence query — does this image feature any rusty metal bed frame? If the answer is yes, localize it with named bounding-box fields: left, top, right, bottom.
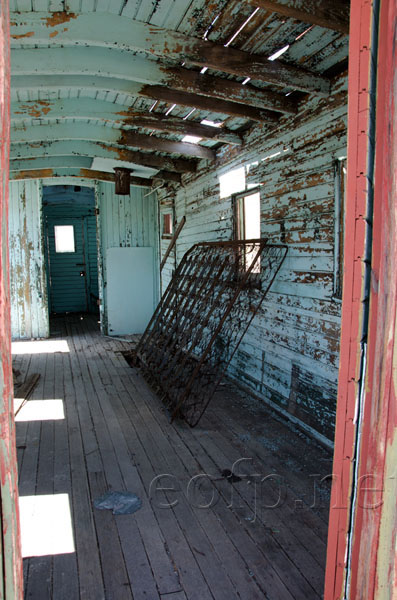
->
left=133, top=240, right=287, bottom=426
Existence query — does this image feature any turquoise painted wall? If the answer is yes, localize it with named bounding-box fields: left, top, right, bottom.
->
left=96, top=181, right=159, bottom=334
left=9, top=180, right=159, bottom=337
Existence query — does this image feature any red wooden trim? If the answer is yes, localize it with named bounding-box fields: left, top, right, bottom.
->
left=348, top=0, right=397, bottom=595
left=324, top=0, right=374, bottom=597
left=0, top=0, right=23, bottom=596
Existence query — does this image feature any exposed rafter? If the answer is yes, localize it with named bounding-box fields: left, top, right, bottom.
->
left=140, top=86, right=278, bottom=123
left=248, top=1, right=350, bottom=34
left=9, top=140, right=197, bottom=173
left=11, top=47, right=294, bottom=115
left=10, top=12, right=330, bottom=94
left=10, top=123, right=215, bottom=160
left=8, top=156, right=181, bottom=183
left=11, top=48, right=284, bottom=122
left=10, top=99, right=243, bottom=146
left=9, top=167, right=154, bottom=187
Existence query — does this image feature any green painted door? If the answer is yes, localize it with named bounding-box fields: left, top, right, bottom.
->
left=45, top=217, right=90, bottom=313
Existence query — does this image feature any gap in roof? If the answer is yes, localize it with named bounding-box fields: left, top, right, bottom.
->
left=294, top=25, right=314, bottom=42
left=182, top=135, right=202, bottom=144
left=203, top=13, right=221, bottom=40
left=200, top=7, right=260, bottom=77
left=224, top=7, right=260, bottom=47
left=183, top=108, right=196, bottom=120
left=201, top=119, right=222, bottom=128
left=165, top=103, right=177, bottom=116
left=268, top=44, right=290, bottom=61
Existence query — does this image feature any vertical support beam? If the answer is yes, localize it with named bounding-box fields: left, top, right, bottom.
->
left=324, top=0, right=376, bottom=597
left=0, top=0, right=23, bottom=596
left=347, top=0, right=397, bottom=597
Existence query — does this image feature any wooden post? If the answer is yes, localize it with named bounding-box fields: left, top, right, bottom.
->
left=0, top=0, right=23, bottom=595
left=324, top=0, right=397, bottom=597
left=346, top=0, right=397, bottom=596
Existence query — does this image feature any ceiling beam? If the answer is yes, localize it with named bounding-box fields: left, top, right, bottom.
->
left=140, top=86, right=278, bottom=123
left=248, top=1, right=350, bottom=35
left=10, top=98, right=243, bottom=145
left=11, top=77, right=275, bottom=125
left=9, top=167, right=154, bottom=187
left=9, top=140, right=197, bottom=173
left=10, top=12, right=330, bottom=94
left=11, top=48, right=287, bottom=121
left=11, top=122, right=215, bottom=160
left=8, top=155, right=181, bottom=183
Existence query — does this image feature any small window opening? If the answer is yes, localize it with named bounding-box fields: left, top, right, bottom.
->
left=219, top=166, right=245, bottom=199
left=234, top=191, right=261, bottom=273
left=54, top=225, right=75, bottom=253
left=163, top=213, right=173, bottom=237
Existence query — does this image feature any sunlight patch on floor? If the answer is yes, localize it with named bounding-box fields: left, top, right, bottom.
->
left=19, top=494, right=75, bottom=557
left=12, top=340, right=70, bottom=354
left=15, top=399, right=65, bottom=422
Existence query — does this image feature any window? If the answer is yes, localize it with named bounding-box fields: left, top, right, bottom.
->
left=334, top=158, right=347, bottom=298
left=219, top=166, right=245, bottom=199
left=54, top=225, right=75, bottom=253
left=162, top=213, right=173, bottom=237
left=234, top=190, right=261, bottom=273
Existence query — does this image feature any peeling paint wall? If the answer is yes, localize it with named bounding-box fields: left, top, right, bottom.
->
left=8, top=180, right=49, bottom=340
left=160, top=74, right=347, bottom=441
left=96, top=181, right=159, bottom=334
left=0, top=0, right=23, bottom=593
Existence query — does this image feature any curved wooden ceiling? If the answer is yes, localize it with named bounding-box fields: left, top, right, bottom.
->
left=9, top=0, right=350, bottom=188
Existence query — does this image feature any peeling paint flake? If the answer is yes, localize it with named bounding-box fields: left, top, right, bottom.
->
left=44, top=12, right=77, bottom=28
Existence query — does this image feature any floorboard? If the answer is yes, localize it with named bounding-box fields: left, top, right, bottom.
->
left=14, top=314, right=333, bottom=600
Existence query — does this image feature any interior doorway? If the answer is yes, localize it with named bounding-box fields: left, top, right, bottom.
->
left=43, top=185, right=99, bottom=318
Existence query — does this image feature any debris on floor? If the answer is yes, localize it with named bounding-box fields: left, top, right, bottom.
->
left=14, top=373, right=41, bottom=416
left=94, top=491, right=142, bottom=515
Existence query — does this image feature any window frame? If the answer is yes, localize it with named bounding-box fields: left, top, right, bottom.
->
left=54, top=224, right=76, bottom=254
left=161, top=211, right=173, bottom=239
left=333, top=158, right=347, bottom=299
left=232, top=187, right=262, bottom=276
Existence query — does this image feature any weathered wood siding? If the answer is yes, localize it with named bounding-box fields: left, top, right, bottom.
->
left=9, top=180, right=49, bottom=340
left=160, top=74, right=347, bottom=441
left=0, top=0, right=23, bottom=593
left=97, top=182, right=159, bottom=334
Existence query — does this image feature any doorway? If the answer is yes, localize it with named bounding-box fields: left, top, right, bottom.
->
left=43, top=185, right=99, bottom=316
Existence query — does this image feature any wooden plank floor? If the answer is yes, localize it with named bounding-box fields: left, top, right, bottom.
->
left=14, top=314, right=333, bottom=600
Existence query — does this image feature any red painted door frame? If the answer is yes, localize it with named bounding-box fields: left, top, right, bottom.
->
left=0, top=0, right=23, bottom=596
left=324, top=0, right=397, bottom=597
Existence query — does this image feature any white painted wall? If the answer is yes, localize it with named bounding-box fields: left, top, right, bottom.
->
left=9, top=180, right=49, bottom=339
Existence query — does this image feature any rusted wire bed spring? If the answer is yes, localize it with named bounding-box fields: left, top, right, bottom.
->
left=133, top=240, right=287, bottom=427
